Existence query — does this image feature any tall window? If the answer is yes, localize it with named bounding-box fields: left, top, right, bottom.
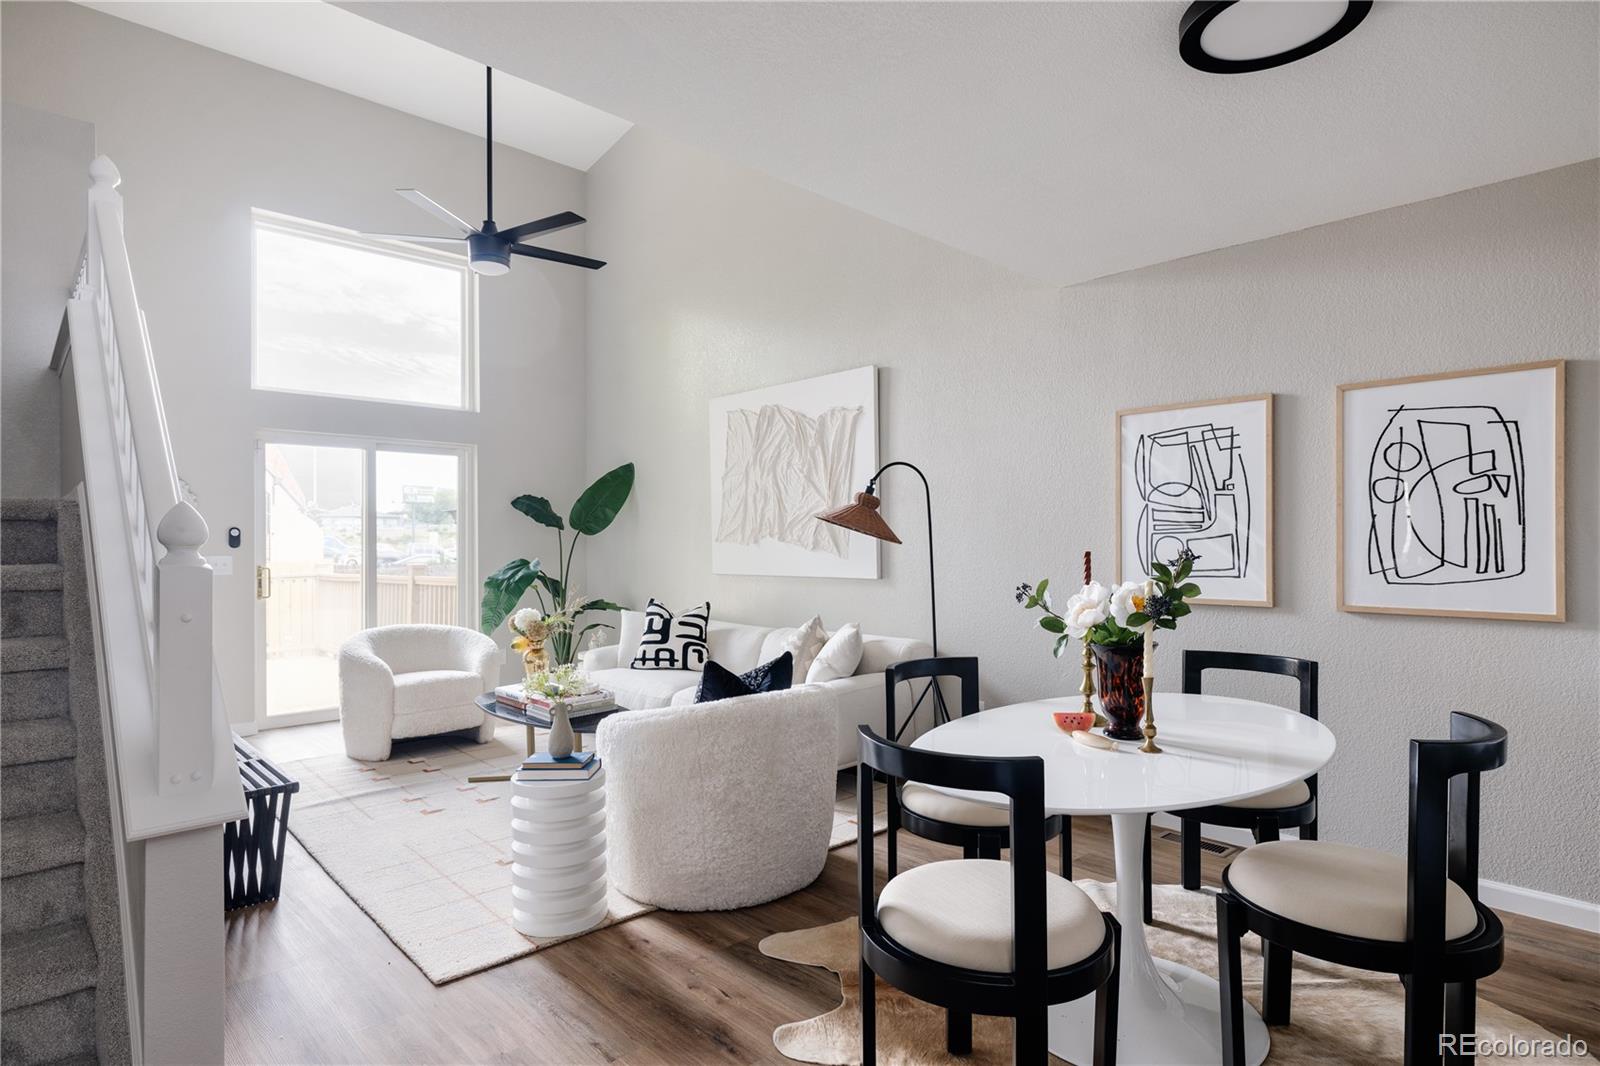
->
left=252, top=211, right=475, bottom=409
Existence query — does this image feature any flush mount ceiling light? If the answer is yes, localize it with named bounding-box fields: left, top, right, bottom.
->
left=1180, top=0, right=1372, bottom=74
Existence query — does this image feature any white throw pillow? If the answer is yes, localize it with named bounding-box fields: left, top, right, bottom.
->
left=807, top=622, right=863, bottom=683
left=783, top=615, right=828, bottom=680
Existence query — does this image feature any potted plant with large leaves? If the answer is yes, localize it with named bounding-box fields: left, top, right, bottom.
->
left=481, top=462, right=635, bottom=666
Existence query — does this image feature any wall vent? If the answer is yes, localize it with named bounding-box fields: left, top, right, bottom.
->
left=1157, top=830, right=1239, bottom=857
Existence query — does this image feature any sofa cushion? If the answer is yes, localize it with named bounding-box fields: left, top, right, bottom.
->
left=696, top=652, right=793, bottom=703
left=392, top=669, right=482, bottom=716
left=783, top=616, right=829, bottom=679
left=631, top=600, right=711, bottom=670
left=705, top=620, right=773, bottom=673
left=589, top=667, right=701, bottom=709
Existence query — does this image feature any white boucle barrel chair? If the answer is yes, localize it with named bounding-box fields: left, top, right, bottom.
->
left=337, top=624, right=501, bottom=761
left=596, top=685, right=839, bottom=911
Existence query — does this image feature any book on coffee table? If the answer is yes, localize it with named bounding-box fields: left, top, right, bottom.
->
left=516, top=753, right=601, bottom=781
left=494, top=685, right=615, bottom=713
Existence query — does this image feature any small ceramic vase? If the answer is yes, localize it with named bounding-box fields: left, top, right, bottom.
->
left=546, top=702, right=575, bottom=759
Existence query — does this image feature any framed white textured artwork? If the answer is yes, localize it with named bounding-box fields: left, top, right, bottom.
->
left=1116, top=394, right=1274, bottom=607
left=1337, top=360, right=1565, bottom=621
left=710, top=366, right=880, bottom=578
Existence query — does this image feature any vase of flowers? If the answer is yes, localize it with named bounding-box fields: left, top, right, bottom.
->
left=1016, top=549, right=1201, bottom=741
left=523, top=663, right=598, bottom=759
left=509, top=609, right=551, bottom=682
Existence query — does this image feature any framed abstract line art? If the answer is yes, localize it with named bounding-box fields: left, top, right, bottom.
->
left=1116, top=394, right=1273, bottom=607
left=710, top=366, right=880, bottom=579
left=1337, top=360, right=1565, bottom=622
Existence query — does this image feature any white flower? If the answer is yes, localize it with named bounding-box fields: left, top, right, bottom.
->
left=512, top=607, right=542, bottom=632
left=1109, top=581, right=1146, bottom=627
left=1063, top=581, right=1111, bottom=639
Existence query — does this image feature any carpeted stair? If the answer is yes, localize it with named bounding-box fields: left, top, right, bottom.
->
left=2, top=499, right=131, bottom=1066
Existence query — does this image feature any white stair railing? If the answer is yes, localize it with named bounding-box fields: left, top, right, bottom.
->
left=61, top=155, right=244, bottom=1066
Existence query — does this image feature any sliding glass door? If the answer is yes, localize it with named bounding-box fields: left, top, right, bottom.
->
left=256, top=434, right=473, bottom=726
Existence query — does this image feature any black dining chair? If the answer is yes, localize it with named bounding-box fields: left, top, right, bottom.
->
left=1141, top=650, right=1319, bottom=924
left=857, top=726, right=1121, bottom=1065
left=1215, top=711, right=1507, bottom=1066
left=885, top=657, right=1075, bottom=879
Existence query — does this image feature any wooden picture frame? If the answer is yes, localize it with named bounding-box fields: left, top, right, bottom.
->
left=1116, top=394, right=1274, bottom=607
left=1336, top=360, right=1565, bottom=622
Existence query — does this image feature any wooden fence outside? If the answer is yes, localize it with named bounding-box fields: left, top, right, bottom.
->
left=266, top=565, right=461, bottom=656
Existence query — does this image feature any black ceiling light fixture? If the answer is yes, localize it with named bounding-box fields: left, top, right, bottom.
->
left=1180, top=0, right=1372, bottom=74
left=363, top=66, right=605, bottom=274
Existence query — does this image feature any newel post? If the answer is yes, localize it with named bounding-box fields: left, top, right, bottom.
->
left=155, top=500, right=214, bottom=794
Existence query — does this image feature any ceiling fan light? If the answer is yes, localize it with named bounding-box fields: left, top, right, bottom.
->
left=1180, top=0, right=1371, bottom=74
left=467, top=232, right=511, bottom=276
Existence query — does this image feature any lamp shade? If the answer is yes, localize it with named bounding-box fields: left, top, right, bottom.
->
left=816, top=491, right=902, bottom=544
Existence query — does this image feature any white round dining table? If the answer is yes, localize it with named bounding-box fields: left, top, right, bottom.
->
left=912, top=692, right=1336, bottom=1066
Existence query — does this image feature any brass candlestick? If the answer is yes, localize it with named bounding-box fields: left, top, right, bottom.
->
left=1080, top=638, right=1107, bottom=728
left=1140, top=676, right=1162, bottom=753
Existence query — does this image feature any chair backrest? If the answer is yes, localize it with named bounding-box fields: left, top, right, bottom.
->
left=884, top=656, right=979, bottom=743
left=1183, top=650, right=1319, bottom=798
left=857, top=726, right=1048, bottom=978
left=1407, top=711, right=1508, bottom=950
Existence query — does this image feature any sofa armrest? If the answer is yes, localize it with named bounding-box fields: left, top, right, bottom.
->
left=581, top=643, right=620, bottom=672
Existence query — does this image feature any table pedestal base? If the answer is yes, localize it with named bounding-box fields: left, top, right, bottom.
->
left=1047, top=811, right=1269, bottom=1065
left=1048, top=957, right=1267, bottom=1065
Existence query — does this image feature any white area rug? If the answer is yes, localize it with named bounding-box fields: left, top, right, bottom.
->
left=283, top=725, right=883, bottom=984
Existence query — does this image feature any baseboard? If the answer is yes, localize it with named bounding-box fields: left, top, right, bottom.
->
left=1478, top=880, right=1600, bottom=934
left=1149, top=814, right=1600, bottom=933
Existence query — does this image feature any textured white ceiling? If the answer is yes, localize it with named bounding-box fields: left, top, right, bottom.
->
left=342, top=1, right=1599, bottom=284
left=80, top=1, right=632, bottom=171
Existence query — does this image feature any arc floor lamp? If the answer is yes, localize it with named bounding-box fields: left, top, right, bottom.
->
left=817, top=461, right=950, bottom=738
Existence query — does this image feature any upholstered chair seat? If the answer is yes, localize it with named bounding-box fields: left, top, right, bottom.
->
left=899, top=781, right=1011, bottom=828
left=1223, top=779, right=1312, bottom=810
left=1226, top=840, right=1480, bottom=943
left=878, top=859, right=1107, bottom=972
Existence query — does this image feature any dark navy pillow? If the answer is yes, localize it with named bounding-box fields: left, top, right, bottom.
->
left=695, top=652, right=794, bottom=703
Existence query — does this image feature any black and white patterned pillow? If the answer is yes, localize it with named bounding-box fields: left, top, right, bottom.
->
left=630, top=599, right=711, bottom=671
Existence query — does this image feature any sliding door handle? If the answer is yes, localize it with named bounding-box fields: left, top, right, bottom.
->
left=256, top=565, right=272, bottom=600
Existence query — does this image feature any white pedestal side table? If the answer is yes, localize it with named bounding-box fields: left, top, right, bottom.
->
left=510, top=765, right=608, bottom=938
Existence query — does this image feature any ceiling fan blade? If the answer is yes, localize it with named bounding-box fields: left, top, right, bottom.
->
left=361, top=232, right=468, bottom=245
left=395, top=189, right=475, bottom=234
left=497, top=211, right=586, bottom=244
left=509, top=243, right=607, bottom=270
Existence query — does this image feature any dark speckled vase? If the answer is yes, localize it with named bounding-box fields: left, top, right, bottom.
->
left=1092, top=643, right=1146, bottom=741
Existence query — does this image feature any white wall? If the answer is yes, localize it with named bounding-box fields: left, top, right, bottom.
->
left=586, top=127, right=1598, bottom=903
left=2, top=101, right=94, bottom=497
left=2, top=2, right=591, bottom=725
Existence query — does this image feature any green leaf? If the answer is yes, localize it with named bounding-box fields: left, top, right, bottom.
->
left=577, top=598, right=626, bottom=614
left=574, top=621, right=614, bottom=646
left=1053, top=634, right=1072, bottom=658
left=1157, top=618, right=1178, bottom=630
left=1039, top=615, right=1066, bottom=634
left=534, top=571, right=566, bottom=605
left=1175, top=557, right=1193, bottom=582
left=1124, top=612, right=1149, bottom=629
left=512, top=495, right=564, bottom=530
left=1035, top=577, right=1050, bottom=601
left=569, top=463, right=636, bottom=536
left=1151, top=561, right=1173, bottom=582
left=1170, top=602, right=1192, bottom=617
left=1178, top=583, right=1201, bottom=598
left=480, top=558, right=541, bottom=633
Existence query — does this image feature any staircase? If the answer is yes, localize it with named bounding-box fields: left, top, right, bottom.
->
left=1, top=498, right=130, bottom=1066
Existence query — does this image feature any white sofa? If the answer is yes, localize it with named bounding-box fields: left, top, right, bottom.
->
left=595, top=685, right=839, bottom=910
left=338, top=624, right=500, bottom=761
left=578, top=612, right=934, bottom=767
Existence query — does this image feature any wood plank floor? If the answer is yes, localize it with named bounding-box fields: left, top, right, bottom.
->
left=225, top=771, right=1599, bottom=1064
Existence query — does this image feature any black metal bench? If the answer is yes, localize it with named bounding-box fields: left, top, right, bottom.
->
left=225, top=737, right=299, bottom=910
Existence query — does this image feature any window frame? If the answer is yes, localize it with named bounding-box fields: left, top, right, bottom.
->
left=249, top=208, right=479, bottom=412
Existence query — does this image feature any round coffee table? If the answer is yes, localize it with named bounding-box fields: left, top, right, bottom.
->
left=912, top=693, right=1335, bottom=1066
left=467, top=695, right=633, bottom=784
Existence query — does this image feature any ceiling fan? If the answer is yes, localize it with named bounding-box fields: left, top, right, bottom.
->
left=363, top=66, right=605, bottom=275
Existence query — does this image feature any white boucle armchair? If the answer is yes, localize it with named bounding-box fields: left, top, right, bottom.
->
left=338, top=624, right=501, bottom=761
left=596, top=685, right=839, bottom=911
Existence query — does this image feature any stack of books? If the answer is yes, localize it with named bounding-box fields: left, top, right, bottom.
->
left=495, top=684, right=615, bottom=714
left=515, top=751, right=601, bottom=782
